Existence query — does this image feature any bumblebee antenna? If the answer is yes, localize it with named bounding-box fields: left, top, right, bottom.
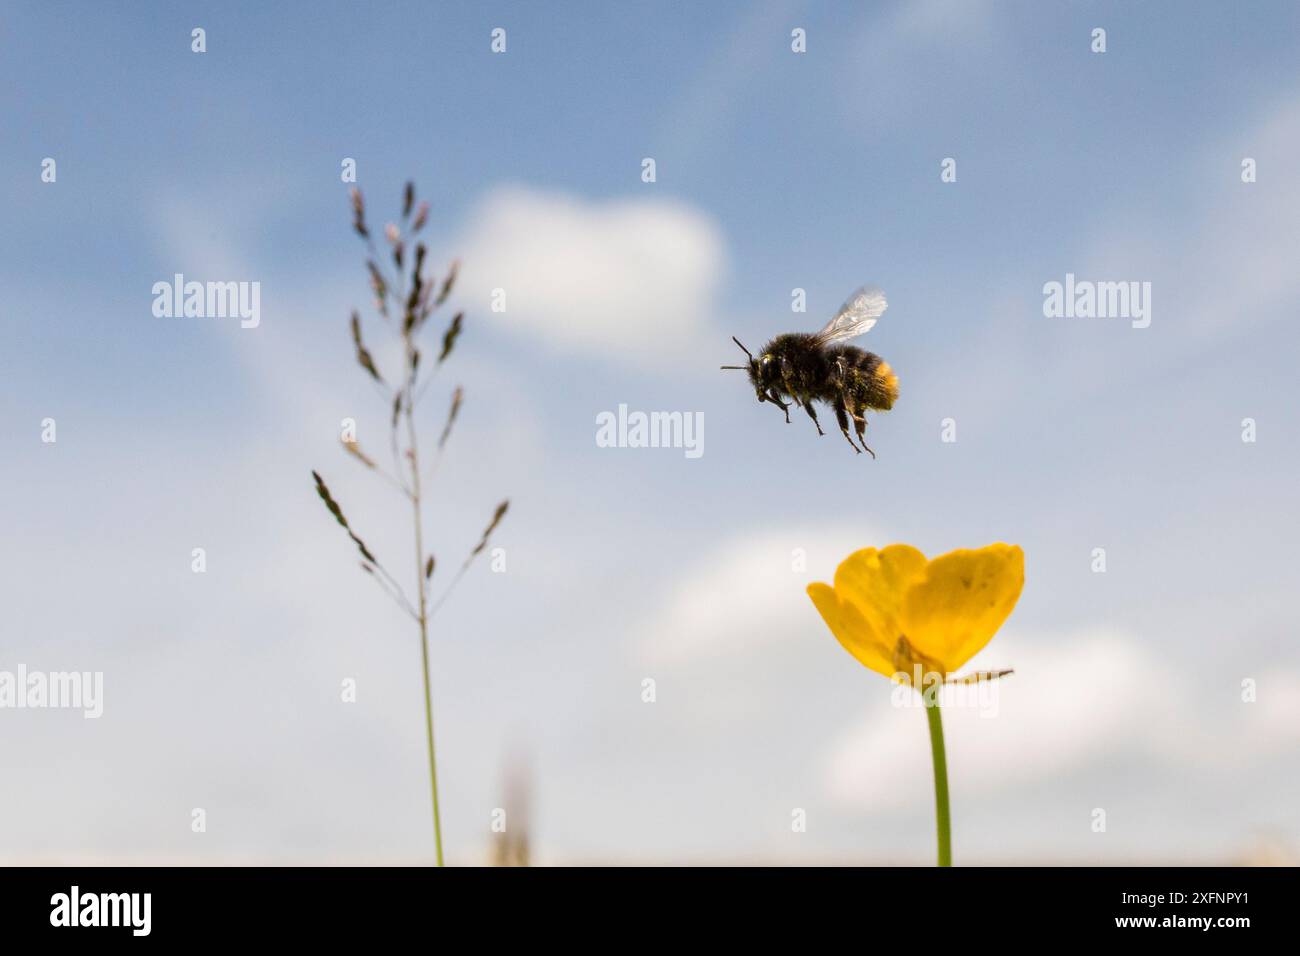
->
left=731, top=336, right=753, bottom=361
left=720, top=365, right=746, bottom=370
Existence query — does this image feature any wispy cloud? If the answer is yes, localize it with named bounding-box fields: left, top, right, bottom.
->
left=638, top=525, right=884, bottom=667
left=451, top=186, right=727, bottom=366
left=822, top=633, right=1300, bottom=810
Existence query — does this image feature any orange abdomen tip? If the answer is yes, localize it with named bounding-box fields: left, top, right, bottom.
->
left=875, top=361, right=899, bottom=403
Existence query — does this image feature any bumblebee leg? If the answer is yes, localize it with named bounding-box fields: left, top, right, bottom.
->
left=852, top=409, right=876, bottom=460
left=833, top=397, right=862, bottom=454
left=767, top=389, right=791, bottom=423
left=803, top=401, right=824, bottom=435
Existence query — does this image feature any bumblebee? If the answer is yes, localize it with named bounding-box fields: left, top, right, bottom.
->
left=722, top=285, right=897, bottom=457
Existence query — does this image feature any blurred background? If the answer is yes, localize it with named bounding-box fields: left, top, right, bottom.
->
left=1, top=0, right=1297, bottom=864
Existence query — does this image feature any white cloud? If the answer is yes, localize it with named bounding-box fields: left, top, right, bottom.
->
left=451, top=186, right=726, bottom=364
left=821, top=634, right=1300, bottom=811
left=1213, top=669, right=1300, bottom=760
left=820, top=634, right=1174, bottom=810
left=637, top=525, right=886, bottom=668
left=1254, top=671, right=1300, bottom=730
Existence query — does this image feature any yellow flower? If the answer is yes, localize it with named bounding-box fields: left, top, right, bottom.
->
left=807, top=543, right=1024, bottom=682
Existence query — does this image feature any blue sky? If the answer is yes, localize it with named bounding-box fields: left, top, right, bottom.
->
left=2, top=1, right=1298, bottom=863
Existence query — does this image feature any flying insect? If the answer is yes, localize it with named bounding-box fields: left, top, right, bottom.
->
left=721, top=285, right=897, bottom=457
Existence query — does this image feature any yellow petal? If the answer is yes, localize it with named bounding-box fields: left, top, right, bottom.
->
left=900, top=544, right=1024, bottom=673
left=807, top=582, right=895, bottom=679
left=832, top=544, right=928, bottom=646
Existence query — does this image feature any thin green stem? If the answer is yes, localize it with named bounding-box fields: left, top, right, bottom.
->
left=924, top=691, right=952, bottom=867
left=407, top=372, right=444, bottom=867
left=418, top=612, right=444, bottom=867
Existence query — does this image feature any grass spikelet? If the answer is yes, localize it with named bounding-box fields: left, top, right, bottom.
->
left=350, top=311, right=383, bottom=382
left=438, top=312, right=463, bottom=364
left=438, top=386, right=463, bottom=450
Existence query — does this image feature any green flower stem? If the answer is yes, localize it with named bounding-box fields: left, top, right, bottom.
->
left=924, top=693, right=952, bottom=867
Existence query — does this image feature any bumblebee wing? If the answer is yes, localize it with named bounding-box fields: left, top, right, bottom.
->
left=811, top=285, right=887, bottom=345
